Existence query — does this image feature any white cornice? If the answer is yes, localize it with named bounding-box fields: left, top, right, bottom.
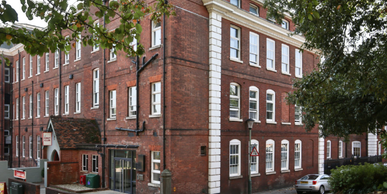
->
left=0, top=44, right=25, bottom=57
left=203, top=0, right=306, bottom=49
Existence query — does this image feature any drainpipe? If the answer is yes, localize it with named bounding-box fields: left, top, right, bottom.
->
left=1, top=52, right=4, bottom=160
left=59, top=37, right=62, bottom=117
left=9, top=53, right=13, bottom=168
left=18, top=50, right=21, bottom=167
left=162, top=0, right=168, bottom=170
left=102, top=2, right=107, bottom=187
left=31, top=81, right=33, bottom=161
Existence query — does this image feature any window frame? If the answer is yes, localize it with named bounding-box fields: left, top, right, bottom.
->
left=281, top=139, right=289, bottom=170
left=29, top=95, right=32, bottom=119
left=22, top=96, right=25, bottom=119
left=29, top=135, right=32, bottom=158
left=295, top=49, right=303, bottom=78
left=37, top=136, right=41, bottom=159
left=266, top=89, right=276, bottom=123
left=36, top=93, right=40, bottom=118
left=151, top=82, right=161, bottom=115
left=76, top=34, right=82, bottom=60
left=336, top=140, right=342, bottom=158
left=109, top=90, right=116, bottom=118
left=4, top=104, right=10, bottom=119
left=151, top=151, right=161, bottom=184
left=294, top=140, right=302, bottom=169
left=45, top=53, right=49, bottom=71
left=75, top=82, right=81, bottom=113
left=36, top=55, right=41, bottom=75
left=249, top=32, right=259, bottom=67
left=266, top=139, right=275, bottom=172
left=82, top=154, right=88, bottom=171
left=249, top=4, right=259, bottom=16
left=64, top=85, right=69, bottom=114
left=229, top=139, right=241, bottom=177
left=15, top=98, right=19, bottom=120
left=92, top=22, right=100, bottom=52
left=281, top=44, right=290, bottom=74
left=152, top=21, right=161, bottom=47
left=45, top=90, right=49, bottom=116
left=4, top=67, right=10, bottom=83
left=54, top=88, right=59, bottom=115
left=128, top=86, right=137, bottom=118
left=16, top=136, right=19, bottom=157
left=54, top=50, right=59, bottom=68
left=230, top=26, right=241, bottom=60
left=281, top=20, right=289, bottom=30
left=22, top=136, right=25, bottom=158
left=295, top=105, right=302, bottom=124
left=22, top=57, right=25, bottom=80
left=15, top=60, right=19, bottom=82
left=92, top=155, right=98, bottom=173
left=266, top=38, right=276, bottom=71
left=229, top=83, right=240, bottom=120
left=230, top=0, right=240, bottom=7
left=352, top=141, right=361, bottom=157
left=250, top=139, right=259, bottom=174
left=29, top=55, right=33, bottom=77
left=93, top=69, right=99, bottom=108
left=327, top=140, right=331, bottom=159
left=249, top=86, right=259, bottom=122
left=64, top=36, right=70, bottom=64
left=109, top=44, right=116, bottom=61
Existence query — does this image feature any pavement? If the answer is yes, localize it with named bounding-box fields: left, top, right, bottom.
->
left=253, top=186, right=297, bottom=194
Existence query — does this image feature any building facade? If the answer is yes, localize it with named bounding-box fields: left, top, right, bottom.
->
left=0, top=0, right=380, bottom=194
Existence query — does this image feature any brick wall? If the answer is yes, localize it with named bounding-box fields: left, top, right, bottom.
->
left=47, top=161, right=79, bottom=186
left=8, top=178, right=40, bottom=194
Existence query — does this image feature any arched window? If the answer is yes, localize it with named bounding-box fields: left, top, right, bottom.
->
left=230, top=139, right=241, bottom=177
left=295, top=140, right=302, bottom=169
left=281, top=139, right=289, bottom=170
left=266, top=139, right=275, bottom=172
left=250, top=139, right=259, bottom=174
left=339, top=140, right=343, bottom=158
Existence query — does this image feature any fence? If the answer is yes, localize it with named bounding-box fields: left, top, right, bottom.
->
left=324, top=155, right=382, bottom=174
left=11, top=157, right=38, bottom=168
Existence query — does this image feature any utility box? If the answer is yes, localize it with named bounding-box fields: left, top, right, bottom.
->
left=80, top=175, right=86, bottom=185
left=86, top=174, right=100, bottom=188
left=10, top=182, right=23, bottom=194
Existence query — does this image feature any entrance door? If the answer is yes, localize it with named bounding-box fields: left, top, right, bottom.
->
left=113, top=157, right=135, bottom=193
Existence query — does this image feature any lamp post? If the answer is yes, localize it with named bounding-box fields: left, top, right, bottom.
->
left=246, top=118, right=255, bottom=194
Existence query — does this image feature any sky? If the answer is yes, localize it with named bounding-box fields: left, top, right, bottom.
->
left=7, top=0, right=48, bottom=28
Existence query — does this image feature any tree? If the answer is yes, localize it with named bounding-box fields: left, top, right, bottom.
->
left=264, top=0, right=387, bottom=140
left=0, top=0, right=174, bottom=63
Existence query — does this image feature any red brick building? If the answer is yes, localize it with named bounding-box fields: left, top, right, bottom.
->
left=1, top=0, right=378, bottom=194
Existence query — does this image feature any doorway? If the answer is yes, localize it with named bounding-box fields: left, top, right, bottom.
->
left=110, top=150, right=136, bottom=194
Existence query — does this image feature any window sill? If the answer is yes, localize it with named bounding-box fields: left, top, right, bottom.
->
left=266, top=68, right=277, bottom=73
left=281, top=169, right=290, bottom=173
left=295, top=123, right=303, bottom=126
left=21, top=118, right=25, bottom=120
left=266, top=121, right=277, bottom=125
left=148, top=183, right=160, bottom=188
left=265, top=171, right=276, bottom=175
left=229, top=118, right=243, bottom=122
left=28, top=76, right=33, bottom=79
left=53, top=67, right=58, bottom=70
left=107, top=59, right=117, bottom=64
left=249, top=63, right=261, bottom=68
left=281, top=72, right=291, bottom=76
left=36, top=117, right=40, bottom=119
left=74, top=59, right=81, bottom=62
left=149, top=114, right=161, bottom=118
left=251, top=173, right=261, bottom=177
left=149, top=44, right=162, bottom=51
left=74, top=112, right=81, bottom=115
left=294, top=168, right=303, bottom=171
left=21, top=79, right=25, bottom=81
left=28, top=118, right=32, bottom=120
left=63, top=63, right=69, bottom=66
left=91, top=106, right=99, bottom=110
left=229, top=175, right=243, bottom=180
left=44, top=70, right=49, bottom=73
left=126, top=117, right=136, bottom=120
left=107, top=118, right=116, bottom=121
left=44, top=116, right=49, bottom=118
left=91, top=49, right=99, bottom=54
left=281, top=122, right=291, bottom=125
left=295, top=75, right=303, bottom=78
left=254, top=120, right=261, bottom=124
left=36, top=73, right=40, bottom=76
left=63, top=113, right=69, bottom=116
left=230, top=58, right=243, bottom=64
left=327, top=158, right=332, bottom=160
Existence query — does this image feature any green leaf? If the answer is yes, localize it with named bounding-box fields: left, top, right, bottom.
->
left=308, top=14, right=313, bottom=21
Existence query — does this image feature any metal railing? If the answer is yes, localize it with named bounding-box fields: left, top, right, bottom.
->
left=11, top=157, right=38, bottom=168
left=324, top=155, right=383, bottom=174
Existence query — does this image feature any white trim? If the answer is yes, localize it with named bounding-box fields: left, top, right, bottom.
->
left=4, top=104, right=10, bottom=119
left=229, top=139, right=241, bottom=177
left=128, top=86, right=137, bottom=118
left=152, top=21, right=161, bottom=47
left=326, top=140, right=331, bottom=159
left=92, top=155, right=98, bottom=173
left=45, top=53, right=49, bottom=72
left=295, top=105, right=302, bottom=125
left=295, top=49, right=303, bottom=78
left=93, top=69, right=99, bottom=107
left=281, top=139, right=289, bottom=170
left=352, top=141, right=361, bottom=157
left=229, top=83, right=240, bottom=119
left=29, top=55, right=33, bottom=78
left=266, top=139, right=275, bottom=172
left=249, top=32, right=260, bottom=67
left=4, top=67, right=10, bottom=83
left=82, top=154, right=88, bottom=171
left=266, top=89, right=275, bottom=123
left=151, top=82, right=161, bottom=115
left=54, top=88, right=59, bottom=115
left=281, top=44, right=289, bottom=74
left=230, top=26, right=241, bottom=60
left=36, top=93, right=40, bottom=118
left=76, top=34, right=81, bottom=60
left=36, top=55, right=41, bottom=75
left=266, top=38, right=275, bottom=71
left=75, top=83, right=81, bottom=113
left=151, top=151, right=161, bottom=184
left=339, top=140, right=343, bottom=158
left=295, top=140, right=302, bottom=169
left=250, top=139, right=259, bottom=174
left=109, top=90, right=116, bottom=118
left=249, top=86, right=259, bottom=122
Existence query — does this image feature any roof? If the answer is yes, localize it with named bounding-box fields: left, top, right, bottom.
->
left=49, top=116, right=101, bottom=149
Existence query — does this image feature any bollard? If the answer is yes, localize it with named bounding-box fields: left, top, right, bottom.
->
left=161, top=169, right=172, bottom=194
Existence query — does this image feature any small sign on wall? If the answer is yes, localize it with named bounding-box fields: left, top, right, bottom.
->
left=43, top=132, right=52, bottom=146
left=14, top=170, right=26, bottom=180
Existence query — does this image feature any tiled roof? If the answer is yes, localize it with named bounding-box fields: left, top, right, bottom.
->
left=49, top=116, right=101, bottom=149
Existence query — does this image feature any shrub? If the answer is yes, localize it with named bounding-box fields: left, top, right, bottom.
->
left=329, top=163, right=387, bottom=194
